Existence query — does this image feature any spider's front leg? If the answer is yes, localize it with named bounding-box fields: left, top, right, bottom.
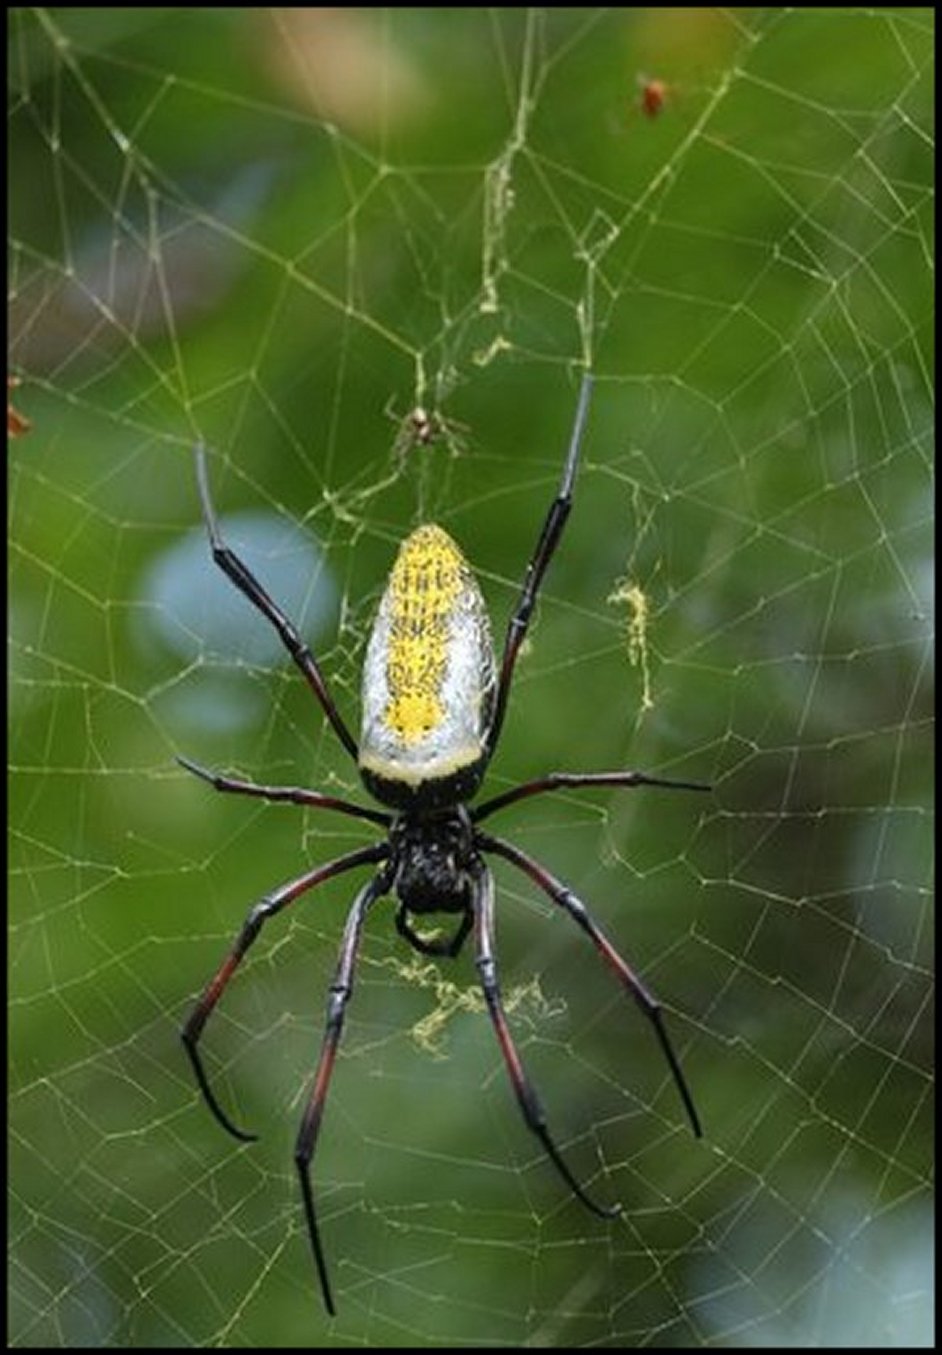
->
left=479, top=831, right=702, bottom=1139
left=471, top=861, right=622, bottom=1219
left=294, top=868, right=393, bottom=1316
left=182, top=844, right=387, bottom=1142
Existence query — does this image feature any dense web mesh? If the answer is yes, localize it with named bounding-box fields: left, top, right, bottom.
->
left=9, top=8, right=933, bottom=1348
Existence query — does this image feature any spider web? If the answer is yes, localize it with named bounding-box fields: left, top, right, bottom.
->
left=8, top=8, right=933, bottom=1347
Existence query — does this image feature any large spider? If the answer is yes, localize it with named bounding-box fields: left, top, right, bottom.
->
left=179, top=373, right=708, bottom=1315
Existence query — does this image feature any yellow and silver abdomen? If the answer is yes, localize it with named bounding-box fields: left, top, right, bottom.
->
left=359, top=524, right=496, bottom=809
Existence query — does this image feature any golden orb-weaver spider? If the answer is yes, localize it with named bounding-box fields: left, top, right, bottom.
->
left=179, top=373, right=708, bottom=1314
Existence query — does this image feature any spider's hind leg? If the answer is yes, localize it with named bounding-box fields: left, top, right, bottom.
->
left=193, top=446, right=359, bottom=762
left=485, top=371, right=593, bottom=757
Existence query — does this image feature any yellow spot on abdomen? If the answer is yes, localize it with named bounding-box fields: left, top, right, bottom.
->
left=384, top=524, right=467, bottom=743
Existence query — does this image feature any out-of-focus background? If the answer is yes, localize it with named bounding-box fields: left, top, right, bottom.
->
left=9, top=8, right=933, bottom=1347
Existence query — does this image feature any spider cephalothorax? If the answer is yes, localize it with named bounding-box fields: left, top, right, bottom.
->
left=391, top=807, right=474, bottom=910
left=179, top=373, right=709, bottom=1316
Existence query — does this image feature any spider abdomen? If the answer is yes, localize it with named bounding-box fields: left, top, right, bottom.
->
left=359, top=524, right=496, bottom=809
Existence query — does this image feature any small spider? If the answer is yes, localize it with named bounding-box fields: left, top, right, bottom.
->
left=179, top=374, right=709, bottom=1315
left=386, top=396, right=468, bottom=460
left=8, top=376, right=31, bottom=437
left=638, top=74, right=669, bottom=119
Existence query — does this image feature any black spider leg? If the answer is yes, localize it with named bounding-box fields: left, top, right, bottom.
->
left=181, top=843, right=387, bottom=1143
left=473, top=769, right=711, bottom=824
left=194, top=446, right=359, bottom=762
left=177, top=754, right=391, bottom=828
left=295, top=867, right=393, bottom=1317
left=478, top=832, right=702, bottom=1139
left=485, top=371, right=593, bottom=758
left=394, top=904, right=473, bottom=958
left=471, top=862, right=622, bottom=1219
